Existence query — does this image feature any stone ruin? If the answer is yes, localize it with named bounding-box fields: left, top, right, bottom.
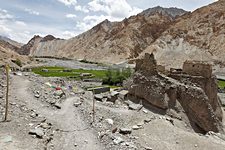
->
left=128, top=53, right=223, bottom=133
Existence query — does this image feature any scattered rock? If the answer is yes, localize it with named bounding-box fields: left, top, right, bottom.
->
left=112, top=127, right=118, bottom=133
left=30, top=112, right=38, bottom=118
left=111, top=91, right=119, bottom=97
left=137, top=121, right=144, bottom=127
left=145, top=146, right=153, bottom=150
left=129, top=103, right=143, bottom=110
left=94, top=94, right=103, bottom=101
left=118, top=90, right=129, bottom=99
left=105, top=118, right=114, bottom=125
left=34, top=94, right=40, bottom=98
left=143, top=109, right=148, bottom=114
left=74, top=102, right=82, bottom=107
left=132, top=125, right=140, bottom=130
left=113, top=136, right=124, bottom=145
left=29, top=128, right=44, bottom=138
left=40, top=122, right=51, bottom=129
left=125, top=142, right=137, bottom=149
left=119, top=128, right=132, bottom=134
left=144, top=118, right=151, bottom=123
left=84, top=140, right=88, bottom=143
left=54, top=102, right=61, bottom=109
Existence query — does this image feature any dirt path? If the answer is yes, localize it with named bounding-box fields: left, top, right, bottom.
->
left=11, top=75, right=104, bottom=150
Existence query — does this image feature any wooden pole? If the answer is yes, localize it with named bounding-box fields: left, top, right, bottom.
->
left=92, top=91, right=96, bottom=123
left=4, top=64, right=9, bottom=121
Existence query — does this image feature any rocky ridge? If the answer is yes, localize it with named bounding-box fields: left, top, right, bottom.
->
left=21, top=6, right=188, bottom=63
left=142, top=0, right=225, bottom=68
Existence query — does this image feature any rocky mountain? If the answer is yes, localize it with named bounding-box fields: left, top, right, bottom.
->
left=0, top=36, right=23, bottom=48
left=0, top=38, right=27, bottom=67
left=18, top=35, right=60, bottom=55
left=140, top=6, right=187, bottom=19
left=22, top=6, right=188, bottom=63
left=142, top=0, right=225, bottom=69
left=21, top=0, right=225, bottom=68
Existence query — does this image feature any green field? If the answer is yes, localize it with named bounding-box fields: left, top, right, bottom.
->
left=32, top=66, right=107, bottom=78
left=32, top=66, right=132, bottom=86
left=218, top=80, right=225, bottom=89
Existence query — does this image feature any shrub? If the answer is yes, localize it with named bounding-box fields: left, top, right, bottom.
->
left=102, top=68, right=132, bottom=86
left=12, top=58, right=22, bottom=67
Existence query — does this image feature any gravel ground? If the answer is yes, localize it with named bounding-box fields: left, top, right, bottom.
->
left=0, top=72, right=225, bottom=150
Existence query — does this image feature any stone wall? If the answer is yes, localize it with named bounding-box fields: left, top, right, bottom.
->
left=183, top=60, right=212, bottom=78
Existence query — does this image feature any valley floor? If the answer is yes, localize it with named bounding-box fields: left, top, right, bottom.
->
left=1, top=73, right=225, bottom=150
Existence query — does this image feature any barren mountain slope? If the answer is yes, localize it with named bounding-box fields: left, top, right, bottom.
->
left=0, top=39, right=27, bottom=66
left=0, top=36, right=22, bottom=48
left=142, top=0, right=225, bottom=69
left=25, top=7, right=187, bottom=63
left=19, top=35, right=61, bottom=55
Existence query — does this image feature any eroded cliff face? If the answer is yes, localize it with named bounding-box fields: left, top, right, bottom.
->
left=128, top=53, right=223, bottom=133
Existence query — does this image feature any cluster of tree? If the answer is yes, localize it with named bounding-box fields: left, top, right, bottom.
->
left=103, top=68, right=132, bottom=86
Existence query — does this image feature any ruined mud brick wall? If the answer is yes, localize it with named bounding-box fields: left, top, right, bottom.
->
left=129, top=53, right=223, bottom=133
left=135, top=53, right=158, bottom=75
left=183, top=61, right=212, bottom=78
left=169, top=61, right=222, bottom=121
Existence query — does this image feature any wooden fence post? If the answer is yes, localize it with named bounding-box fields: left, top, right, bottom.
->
left=92, top=91, right=96, bottom=123
left=4, top=64, right=9, bottom=121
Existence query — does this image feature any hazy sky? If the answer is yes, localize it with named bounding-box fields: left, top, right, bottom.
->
left=0, top=0, right=216, bottom=43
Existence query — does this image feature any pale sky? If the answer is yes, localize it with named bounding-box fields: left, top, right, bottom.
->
left=0, top=0, right=217, bottom=43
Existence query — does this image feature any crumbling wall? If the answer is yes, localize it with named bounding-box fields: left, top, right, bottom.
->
left=129, top=53, right=223, bottom=133
left=183, top=60, right=212, bottom=78
left=135, top=53, right=157, bottom=75
left=170, top=63, right=222, bottom=121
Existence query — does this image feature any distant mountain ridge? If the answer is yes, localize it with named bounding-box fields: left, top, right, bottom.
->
left=0, top=36, right=23, bottom=48
left=140, top=6, right=187, bottom=19
left=18, top=35, right=61, bottom=55
left=20, top=6, right=188, bottom=64
left=141, top=0, right=225, bottom=68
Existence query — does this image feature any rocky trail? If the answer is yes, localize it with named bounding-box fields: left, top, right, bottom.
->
left=1, top=72, right=225, bottom=150
left=0, top=75, right=104, bottom=150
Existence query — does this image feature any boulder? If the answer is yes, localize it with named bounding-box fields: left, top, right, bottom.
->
left=94, top=94, right=103, bottom=101
left=118, top=90, right=129, bottom=100
left=29, top=128, right=44, bottom=138
left=105, top=118, right=114, bottom=125
left=113, top=136, right=124, bottom=145
left=128, top=103, right=143, bottom=110
left=119, top=128, right=132, bottom=134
